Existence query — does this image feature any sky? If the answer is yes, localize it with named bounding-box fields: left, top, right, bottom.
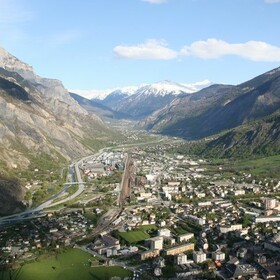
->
left=0, top=0, right=280, bottom=96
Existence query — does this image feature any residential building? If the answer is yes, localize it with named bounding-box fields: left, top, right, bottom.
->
left=175, top=253, right=188, bottom=265
left=255, top=216, right=280, bottom=223
left=150, top=237, right=163, bottom=250
left=158, top=228, right=171, bottom=237
left=177, top=233, right=194, bottom=243
left=193, top=251, right=207, bottom=263
left=164, top=243, right=194, bottom=256
left=220, top=224, right=242, bottom=233
left=212, top=251, right=226, bottom=261
left=140, top=249, right=160, bottom=261
left=264, top=198, right=277, bottom=210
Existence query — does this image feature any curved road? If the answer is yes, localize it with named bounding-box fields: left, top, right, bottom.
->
left=0, top=138, right=171, bottom=226
left=0, top=154, right=96, bottom=225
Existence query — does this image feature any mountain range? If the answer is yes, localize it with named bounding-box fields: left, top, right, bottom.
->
left=73, top=80, right=212, bottom=101
left=69, top=92, right=130, bottom=120
left=88, top=80, right=212, bottom=120
left=0, top=47, right=114, bottom=215
left=0, top=48, right=110, bottom=169
left=71, top=66, right=280, bottom=160
left=202, top=109, right=280, bottom=158
left=1, top=44, right=280, bottom=214
left=140, top=67, right=280, bottom=140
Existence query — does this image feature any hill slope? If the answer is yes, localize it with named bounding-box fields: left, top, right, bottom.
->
left=201, top=110, right=280, bottom=158
left=0, top=47, right=115, bottom=215
left=141, top=67, right=280, bottom=139
left=70, top=92, right=130, bottom=120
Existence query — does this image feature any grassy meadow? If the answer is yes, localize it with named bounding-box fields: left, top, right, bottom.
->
left=1, top=248, right=132, bottom=280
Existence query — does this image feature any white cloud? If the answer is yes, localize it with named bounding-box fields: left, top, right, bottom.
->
left=113, top=38, right=280, bottom=62
left=113, top=39, right=177, bottom=60
left=180, top=39, right=280, bottom=61
left=264, top=0, right=280, bottom=3
left=142, top=0, right=168, bottom=4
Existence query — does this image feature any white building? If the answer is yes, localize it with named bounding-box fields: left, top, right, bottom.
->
left=220, top=224, right=242, bottom=234
left=198, top=201, right=211, bottom=207
left=255, top=216, right=280, bottom=223
left=193, top=251, right=207, bottom=263
left=176, top=253, right=188, bottom=265
left=177, top=233, right=194, bottom=243
left=233, top=189, right=245, bottom=196
left=158, top=228, right=171, bottom=238
left=212, top=251, right=225, bottom=261
left=150, top=237, right=163, bottom=250
left=185, top=215, right=206, bottom=226
left=264, top=198, right=276, bottom=210
left=159, top=220, right=166, bottom=227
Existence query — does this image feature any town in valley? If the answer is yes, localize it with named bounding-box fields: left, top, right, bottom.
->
left=1, top=138, right=280, bottom=280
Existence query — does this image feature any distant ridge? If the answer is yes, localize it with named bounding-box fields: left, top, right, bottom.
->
left=71, top=80, right=211, bottom=101
left=140, top=66, right=280, bottom=140
left=176, top=109, right=280, bottom=159
left=98, top=80, right=212, bottom=120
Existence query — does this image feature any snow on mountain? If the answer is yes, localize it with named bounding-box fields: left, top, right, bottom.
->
left=71, top=86, right=138, bottom=100
left=72, top=80, right=212, bottom=100
left=182, top=80, right=212, bottom=93
left=134, top=80, right=212, bottom=96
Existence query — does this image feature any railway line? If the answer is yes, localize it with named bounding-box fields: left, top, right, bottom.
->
left=84, top=153, right=134, bottom=240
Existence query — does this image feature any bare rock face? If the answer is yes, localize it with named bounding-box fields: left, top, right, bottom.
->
left=0, top=47, right=33, bottom=74
left=0, top=47, right=111, bottom=215
left=0, top=48, right=108, bottom=165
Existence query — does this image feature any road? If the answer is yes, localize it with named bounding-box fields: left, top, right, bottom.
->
left=0, top=154, right=97, bottom=226
left=0, top=146, right=134, bottom=228
left=0, top=137, right=162, bottom=226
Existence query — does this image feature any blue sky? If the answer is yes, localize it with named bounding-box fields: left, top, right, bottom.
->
left=1, top=0, right=280, bottom=94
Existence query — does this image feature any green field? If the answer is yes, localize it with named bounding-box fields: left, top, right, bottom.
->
left=118, top=230, right=150, bottom=244
left=1, top=249, right=132, bottom=280
left=135, top=224, right=157, bottom=231
left=230, top=155, right=280, bottom=177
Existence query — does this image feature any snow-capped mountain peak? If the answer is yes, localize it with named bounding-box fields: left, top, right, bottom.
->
left=71, top=86, right=139, bottom=100
left=72, top=80, right=212, bottom=100
left=136, top=80, right=195, bottom=96
left=182, top=80, right=212, bottom=93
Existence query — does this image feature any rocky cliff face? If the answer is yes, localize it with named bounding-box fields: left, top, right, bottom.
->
left=0, top=48, right=110, bottom=167
left=0, top=47, right=112, bottom=215
left=0, top=67, right=106, bottom=169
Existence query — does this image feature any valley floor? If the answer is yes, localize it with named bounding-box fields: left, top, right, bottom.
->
left=1, top=136, right=280, bottom=279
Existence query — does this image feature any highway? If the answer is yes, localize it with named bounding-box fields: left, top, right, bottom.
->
left=0, top=137, right=180, bottom=223
left=0, top=153, right=98, bottom=226
left=0, top=148, right=132, bottom=228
